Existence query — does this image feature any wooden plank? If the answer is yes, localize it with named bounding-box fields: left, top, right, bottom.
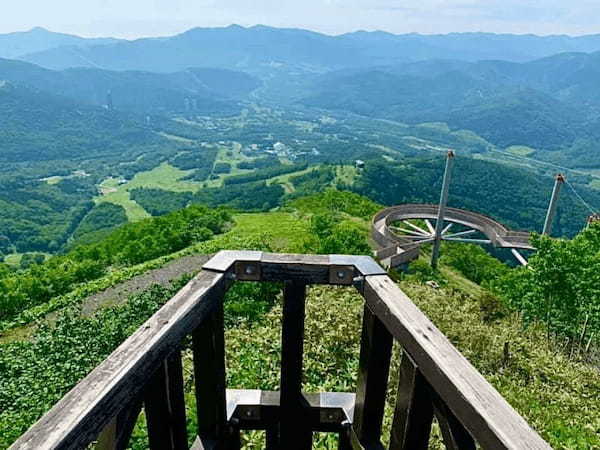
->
left=193, top=303, right=226, bottom=443
left=99, top=398, right=143, bottom=450
left=145, top=352, right=189, bottom=450
left=260, top=253, right=331, bottom=284
left=363, top=275, right=551, bottom=449
left=330, top=255, right=387, bottom=277
left=433, top=394, right=476, bottom=450
left=389, top=353, right=433, bottom=450
left=202, top=250, right=262, bottom=273
left=96, top=417, right=117, bottom=450
left=279, top=281, right=312, bottom=448
left=352, top=305, right=393, bottom=446
left=11, top=270, right=227, bottom=450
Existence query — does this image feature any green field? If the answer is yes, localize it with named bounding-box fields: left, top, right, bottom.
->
left=506, top=145, right=536, bottom=157
left=4, top=253, right=23, bottom=267
left=204, top=144, right=255, bottom=187
left=97, top=163, right=201, bottom=221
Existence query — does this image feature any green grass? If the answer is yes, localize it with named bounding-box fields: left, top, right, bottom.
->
left=97, top=163, right=201, bottom=221
left=230, top=212, right=310, bottom=252
left=2, top=193, right=599, bottom=448
left=4, top=254, right=22, bottom=267
left=334, top=165, right=358, bottom=186
left=41, top=176, right=63, bottom=185
left=266, top=167, right=316, bottom=193
left=204, top=144, right=255, bottom=188
left=506, top=145, right=536, bottom=157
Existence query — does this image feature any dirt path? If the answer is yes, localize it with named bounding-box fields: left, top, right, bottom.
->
left=80, top=254, right=210, bottom=316
left=1, top=254, right=211, bottom=343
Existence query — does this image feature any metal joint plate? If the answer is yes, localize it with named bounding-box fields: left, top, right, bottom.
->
left=329, top=265, right=355, bottom=285
left=235, top=261, right=262, bottom=281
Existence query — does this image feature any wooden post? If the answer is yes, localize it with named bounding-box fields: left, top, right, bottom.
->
left=145, top=351, right=189, bottom=450
left=279, top=281, right=312, bottom=449
left=353, top=305, right=393, bottom=446
left=389, top=352, right=434, bottom=450
left=96, top=399, right=143, bottom=450
left=433, top=397, right=476, bottom=450
left=193, top=303, right=227, bottom=446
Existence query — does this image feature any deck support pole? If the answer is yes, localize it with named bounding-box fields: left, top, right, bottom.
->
left=542, top=174, right=565, bottom=236
left=431, top=150, right=455, bottom=268
left=279, top=281, right=312, bottom=449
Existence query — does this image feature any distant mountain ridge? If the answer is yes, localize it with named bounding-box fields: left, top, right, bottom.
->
left=0, top=27, right=121, bottom=59
left=301, top=51, right=600, bottom=168
left=11, top=25, right=600, bottom=73
left=0, top=57, right=261, bottom=114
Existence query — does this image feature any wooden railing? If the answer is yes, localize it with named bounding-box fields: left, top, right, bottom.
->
left=10, top=251, right=551, bottom=450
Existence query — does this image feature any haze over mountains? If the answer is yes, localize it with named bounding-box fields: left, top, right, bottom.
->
left=1, top=24, right=600, bottom=170
left=0, top=27, right=121, bottom=60
left=4, top=25, right=600, bottom=72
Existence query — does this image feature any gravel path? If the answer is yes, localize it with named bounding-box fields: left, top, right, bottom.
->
left=80, top=254, right=210, bottom=316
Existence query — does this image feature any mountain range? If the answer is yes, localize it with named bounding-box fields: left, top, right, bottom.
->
left=0, top=57, right=260, bottom=114
left=1, top=25, right=600, bottom=170
left=4, top=25, right=600, bottom=73
left=301, top=51, right=600, bottom=155
left=0, top=27, right=121, bottom=60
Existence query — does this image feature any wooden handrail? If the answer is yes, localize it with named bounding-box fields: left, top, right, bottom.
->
left=10, top=251, right=550, bottom=450
left=10, top=270, right=228, bottom=450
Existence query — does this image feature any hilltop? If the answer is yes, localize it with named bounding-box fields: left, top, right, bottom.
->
left=0, top=190, right=598, bottom=448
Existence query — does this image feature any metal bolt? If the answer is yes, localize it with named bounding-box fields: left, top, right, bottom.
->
left=245, top=410, right=252, bottom=417
left=337, top=270, right=346, bottom=279
left=245, top=265, right=256, bottom=275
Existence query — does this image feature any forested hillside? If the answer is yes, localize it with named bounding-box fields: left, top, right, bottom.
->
left=302, top=54, right=600, bottom=168
left=352, top=157, right=600, bottom=238
left=0, top=58, right=260, bottom=114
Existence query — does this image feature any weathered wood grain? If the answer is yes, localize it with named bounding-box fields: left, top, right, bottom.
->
left=145, top=352, right=188, bottom=450
left=389, top=352, right=434, bottom=449
left=11, top=270, right=226, bottom=450
left=193, top=303, right=227, bottom=444
left=364, top=275, right=551, bottom=449
left=353, top=306, right=393, bottom=447
left=279, top=281, right=312, bottom=448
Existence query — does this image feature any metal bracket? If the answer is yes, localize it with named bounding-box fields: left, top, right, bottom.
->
left=329, top=265, right=355, bottom=285
left=234, top=261, right=261, bottom=281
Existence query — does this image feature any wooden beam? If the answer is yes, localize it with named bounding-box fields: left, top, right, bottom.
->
left=363, top=275, right=551, bottom=449
left=145, top=351, right=189, bottom=449
left=433, top=396, right=476, bottom=450
left=193, top=303, right=226, bottom=444
left=279, top=281, right=312, bottom=448
left=389, top=353, right=433, bottom=450
left=353, top=306, right=393, bottom=447
left=11, top=270, right=227, bottom=450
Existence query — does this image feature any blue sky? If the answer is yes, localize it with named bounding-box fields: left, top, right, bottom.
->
left=1, top=0, right=599, bottom=38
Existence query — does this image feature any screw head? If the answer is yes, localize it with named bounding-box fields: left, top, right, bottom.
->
left=245, top=265, right=256, bottom=275
left=337, top=270, right=346, bottom=279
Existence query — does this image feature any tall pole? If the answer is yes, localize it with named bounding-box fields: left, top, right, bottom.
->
left=431, top=150, right=455, bottom=268
left=542, top=174, right=565, bottom=236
